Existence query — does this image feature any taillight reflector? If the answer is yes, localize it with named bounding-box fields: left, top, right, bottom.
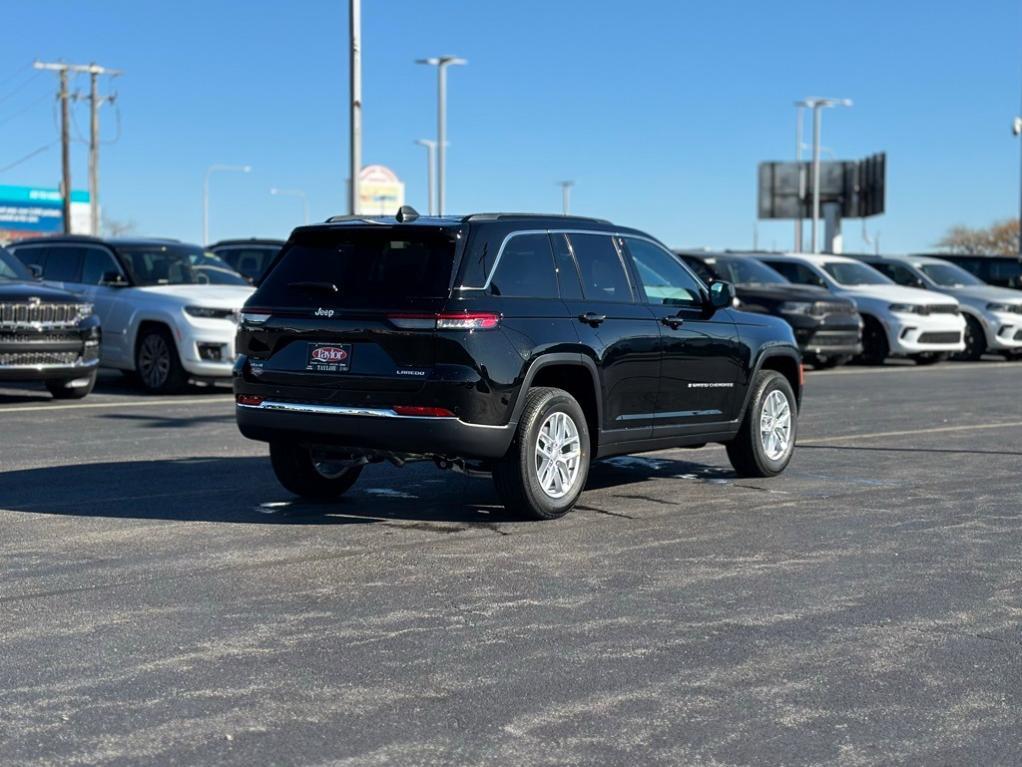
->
left=236, top=394, right=264, bottom=406
left=392, top=405, right=456, bottom=418
left=388, top=312, right=500, bottom=331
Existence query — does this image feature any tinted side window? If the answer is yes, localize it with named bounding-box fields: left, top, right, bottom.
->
left=490, top=234, right=558, bottom=298
left=12, top=245, right=48, bottom=272
left=81, top=247, right=122, bottom=285
left=625, top=238, right=703, bottom=307
left=550, top=234, right=583, bottom=300
left=765, top=260, right=825, bottom=288
left=567, top=233, right=632, bottom=303
left=681, top=256, right=716, bottom=284
left=881, top=262, right=921, bottom=287
left=44, top=246, right=84, bottom=282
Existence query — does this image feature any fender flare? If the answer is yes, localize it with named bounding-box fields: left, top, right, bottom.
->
left=508, top=352, right=603, bottom=431
left=737, top=344, right=803, bottom=420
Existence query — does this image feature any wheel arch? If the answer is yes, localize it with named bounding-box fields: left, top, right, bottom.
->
left=512, top=354, right=603, bottom=456
left=738, top=346, right=802, bottom=421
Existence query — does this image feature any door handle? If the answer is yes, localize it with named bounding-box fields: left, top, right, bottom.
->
left=660, top=315, right=685, bottom=329
left=578, top=312, right=607, bottom=327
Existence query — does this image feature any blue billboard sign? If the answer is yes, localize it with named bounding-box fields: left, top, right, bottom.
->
left=0, top=185, right=91, bottom=240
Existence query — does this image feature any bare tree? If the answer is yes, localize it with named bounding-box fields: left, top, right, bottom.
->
left=103, top=217, right=136, bottom=237
left=936, top=218, right=1019, bottom=255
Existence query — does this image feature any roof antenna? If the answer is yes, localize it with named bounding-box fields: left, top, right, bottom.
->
left=395, top=205, right=419, bottom=223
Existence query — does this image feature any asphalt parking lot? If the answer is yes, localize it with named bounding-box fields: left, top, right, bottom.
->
left=2, top=362, right=1021, bottom=766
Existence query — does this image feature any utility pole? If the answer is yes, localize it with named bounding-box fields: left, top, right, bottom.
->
left=414, top=139, right=437, bottom=215
left=1014, top=115, right=1022, bottom=256
left=35, top=60, right=121, bottom=235
left=557, top=180, right=574, bottom=215
left=349, top=0, right=362, bottom=215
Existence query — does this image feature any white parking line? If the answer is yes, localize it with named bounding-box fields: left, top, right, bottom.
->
left=802, top=420, right=1022, bottom=444
left=0, top=396, right=234, bottom=415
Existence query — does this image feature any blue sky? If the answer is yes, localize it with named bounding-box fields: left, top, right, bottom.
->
left=0, top=0, right=1019, bottom=251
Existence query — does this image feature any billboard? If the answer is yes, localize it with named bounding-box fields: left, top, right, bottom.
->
left=757, top=153, right=886, bottom=220
left=356, top=165, right=404, bottom=215
left=0, top=185, right=92, bottom=242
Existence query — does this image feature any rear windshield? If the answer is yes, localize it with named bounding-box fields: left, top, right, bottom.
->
left=256, top=230, right=457, bottom=306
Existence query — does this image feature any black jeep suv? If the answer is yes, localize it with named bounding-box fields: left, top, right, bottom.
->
left=234, top=211, right=802, bottom=519
left=676, top=251, right=862, bottom=368
left=0, top=245, right=101, bottom=398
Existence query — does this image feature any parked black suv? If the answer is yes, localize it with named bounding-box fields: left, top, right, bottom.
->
left=0, top=245, right=101, bottom=398
left=676, top=251, right=862, bottom=368
left=208, top=238, right=284, bottom=284
left=922, top=253, right=1022, bottom=289
left=234, top=211, right=802, bottom=519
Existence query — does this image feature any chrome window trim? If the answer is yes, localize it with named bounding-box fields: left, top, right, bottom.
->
left=236, top=399, right=507, bottom=429
left=458, top=229, right=708, bottom=296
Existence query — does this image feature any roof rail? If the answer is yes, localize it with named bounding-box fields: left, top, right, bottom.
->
left=463, top=212, right=612, bottom=225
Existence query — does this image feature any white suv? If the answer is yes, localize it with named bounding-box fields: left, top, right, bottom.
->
left=850, top=254, right=1022, bottom=361
left=755, top=253, right=966, bottom=365
left=10, top=237, right=254, bottom=393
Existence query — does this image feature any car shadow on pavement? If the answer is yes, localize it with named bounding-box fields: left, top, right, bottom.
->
left=1, top=453, right=734, bottom=526
left=798, top=444, right=1022, bottom=457
left=101, top=412, right=235, bottom=429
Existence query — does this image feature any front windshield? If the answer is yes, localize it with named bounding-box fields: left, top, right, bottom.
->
left=711, top=257, right=789, bottom=285
left=0, top=247, right=32, bottom=282
left=822, top=261, right=893, bottom=286
left=189, top=252, right=249, bottom=286
left=919, top=262, right=984, bottom=287
left=116, top=243, right=236, bottom=286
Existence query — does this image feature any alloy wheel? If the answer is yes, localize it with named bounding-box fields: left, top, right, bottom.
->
left=759, top=389, right=792, bottom=461
left=138, top=334, right=171, bottom=390
left=534, top=411, right=582, bottom=499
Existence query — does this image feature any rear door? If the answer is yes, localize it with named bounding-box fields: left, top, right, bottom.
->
left=622, top=237, right=743, bottom=429
left=241, top=228, right=459, bottom=399
left=554, top=232, right=661, bottom=438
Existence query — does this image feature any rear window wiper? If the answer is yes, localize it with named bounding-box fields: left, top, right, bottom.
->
left=288, top=281, right=338, bottom=294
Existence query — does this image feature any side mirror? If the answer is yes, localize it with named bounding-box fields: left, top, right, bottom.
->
left=708, top=280, right=736, bottom=311
left=101, top=270, right=128, bottom=287
left=28, top=264, right=43, bottom=280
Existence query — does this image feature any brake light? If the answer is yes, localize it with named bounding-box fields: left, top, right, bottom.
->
left=236, top=394, right=264, bottom=406
left=240, top=308, right=271, bottom=324
left=388, top=312, right=500, bottom=331
left=392, top=405, right=456, bottom=417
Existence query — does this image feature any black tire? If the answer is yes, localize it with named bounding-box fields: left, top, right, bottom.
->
left=135, top=326, right=188, bottom=394
left=912, top=352, right=948, bottom=366
left=493, top=387, right=591, bottom=520
left=726, top=370, right=797, bottom=478
left=952, top=315, right=986, bottom=362
left=45, top=370, right=97, bottom=400
left=269, top=442, right=363, bottom=500
left=857, top=316, right=889, bottom=365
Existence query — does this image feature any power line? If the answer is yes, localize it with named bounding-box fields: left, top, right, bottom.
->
left=0, top=69, right=43, bottom=107
left=0, top=90, right=50, bottom=129
left=0, top=142, right=57, bottom=175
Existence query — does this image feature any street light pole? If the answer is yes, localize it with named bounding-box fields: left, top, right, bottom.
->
left=270, top=187, right=310, bottom=225
left=801, top=97, right=852, bottom=253
left=1014, top=115, right=1022, bottom=257
left=414, top=139, right=437, bottom=215
left=416, top=56, right=466, bottom=216
left=557, top=180, right=574, bottom=215
left=349, top=0, right=362, bottom=215
left=794, top=101, right=807, bottom=252
left=203, top=164, right=251, bottom=244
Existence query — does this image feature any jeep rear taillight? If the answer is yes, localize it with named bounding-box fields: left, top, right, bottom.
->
left=388, top=312, right=500, bottom=331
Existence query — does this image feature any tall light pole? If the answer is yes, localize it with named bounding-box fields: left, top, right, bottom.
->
left=414, top=139, right=437, bottom=215
left=416, top=55, right=466, bottom=216
left=557, top=180, right=574, bottom=215
left=203, top=164, right=251, bottom=244
left=793, top=101, right=807, bottom=252
left=801, top=97, right=852, bottom=253
left=1014, top=115, right=1022, bottom=256
left=349, top=0, right=362, bottom=215
left=270, top=187, right=310, bottom=225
